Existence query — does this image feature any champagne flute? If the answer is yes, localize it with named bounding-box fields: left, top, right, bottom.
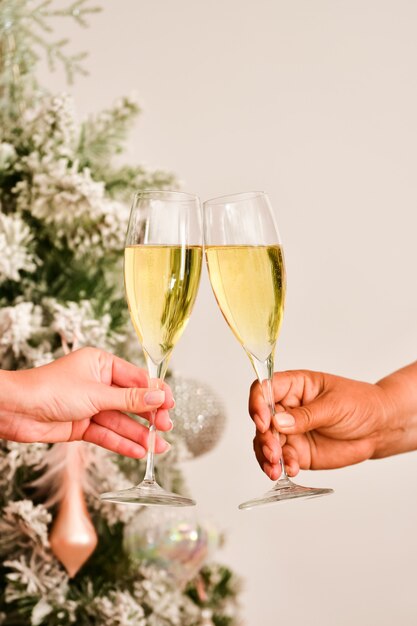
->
left=203, top=191, right=333, bottom=509
left=101, top=190, right=203, bottom=506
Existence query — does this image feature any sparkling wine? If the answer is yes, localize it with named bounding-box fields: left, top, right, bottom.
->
left=205, top=245, right=285, bottom=362
left=125, top=245, right=202, bottom=364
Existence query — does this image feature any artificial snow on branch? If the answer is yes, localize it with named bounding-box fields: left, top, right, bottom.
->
left=0, top=3, right=241, bottom=624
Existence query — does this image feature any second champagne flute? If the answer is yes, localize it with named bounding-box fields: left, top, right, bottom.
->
left=101, top=190, right=203, bottom=506
left=203, top=191, right=333, bottom=509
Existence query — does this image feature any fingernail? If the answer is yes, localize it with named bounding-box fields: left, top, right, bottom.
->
left=162, top=440, right=171, bottom=452
left=274, top=412, right=295, bottom=428
left=168, top=418, right=174, bottom=431
left=264, top=462, right=278, bottom=481
left=262, top=445, right=275, bottom=464
left=145, top=390, right=165, bottom=405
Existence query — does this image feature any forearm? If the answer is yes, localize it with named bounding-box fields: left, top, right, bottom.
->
left=374, top=361, right=417, bottom=458
left=0, top=369, right=25, bottom=440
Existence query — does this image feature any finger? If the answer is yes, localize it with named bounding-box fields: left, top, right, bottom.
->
left=92, top=411, right=170, bottom=453
left=253, top=436, right=267, bottom=471
left=257, top=429, right=283, bottom=464
left=151, top=380, right=175, bottom=408
left=249, top=371, right=326, bottom=434
left=83, top=422, right=147, bottom=458
left=138, top=409, right=173, bottom=432
left=110, top=357, right=175, bottom=409
left=254, top=429, right=285, bottom=463
left=282, top=443, right=300, bottom=477
left=253, top=433, right=282, bottom=478
left=92, top=384, right=167, bottom=414
left=280, top=432, right=312, bottom=470
left=272, top=396, right=332, bottom=436
left=248, top=380, right=271, bottom=432
left=154, top=409, right=174, bottom=431
left=272, top=370, right=325, bottom=406
left=263, top=461, right=281, bottom=481
left=110, top=355, right=150, bottom=388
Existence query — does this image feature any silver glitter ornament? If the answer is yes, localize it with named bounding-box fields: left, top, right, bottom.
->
left=167, top=376, right=226, bottom=459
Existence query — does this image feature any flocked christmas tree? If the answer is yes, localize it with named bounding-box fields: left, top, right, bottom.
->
left=0, top=2, right=241, bottom=625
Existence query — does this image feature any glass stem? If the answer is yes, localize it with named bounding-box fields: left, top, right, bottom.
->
left=143, top=357, right=168, bottom=484
left=250, top=353, right=289, bottom=482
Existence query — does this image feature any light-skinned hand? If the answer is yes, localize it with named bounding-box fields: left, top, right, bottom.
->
left=0, top=347, right=174, bottom=459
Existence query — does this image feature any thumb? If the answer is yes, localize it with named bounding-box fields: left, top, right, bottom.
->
left=272, top=397, right=330, bottom=435
left=92, top=384, right=166, bottom=414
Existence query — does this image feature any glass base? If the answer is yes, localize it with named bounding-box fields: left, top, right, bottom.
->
left=239, top=477, right=334, bottom=510
left=100, top=479, right=196, bottom=507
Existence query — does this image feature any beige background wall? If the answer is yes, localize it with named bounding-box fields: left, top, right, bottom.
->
left=42, top=1, right=417, bottom=624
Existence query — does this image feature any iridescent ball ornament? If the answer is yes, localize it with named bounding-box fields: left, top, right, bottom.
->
left=123, top=508, right=219, bottom=588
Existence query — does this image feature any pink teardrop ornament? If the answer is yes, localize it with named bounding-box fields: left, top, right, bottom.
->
left=49, top=442, right=98, bottom=577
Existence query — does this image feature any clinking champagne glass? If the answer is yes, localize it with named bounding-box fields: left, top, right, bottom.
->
left=203, top=191, right=333, bottom=509
left=101, top=190, right=203, bottom=506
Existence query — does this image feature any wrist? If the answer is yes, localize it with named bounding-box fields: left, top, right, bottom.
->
left=0, top=369, right=24, bottom=440
left=0, top=369, right=22, bottom=409
left=373, top=367, right=417, bottom=458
